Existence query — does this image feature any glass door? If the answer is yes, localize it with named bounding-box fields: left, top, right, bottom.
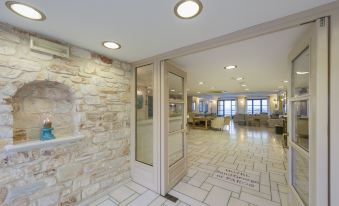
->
left=131, top=63, right=160, bottom=192
left=160, top=61, right=187, bottom=195
left=288, top=17, right=329, bottom=206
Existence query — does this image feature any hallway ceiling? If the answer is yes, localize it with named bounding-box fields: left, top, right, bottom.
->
left=172, top=25, right=309, bottom=95
left=0, top=0, right=334, bottom=62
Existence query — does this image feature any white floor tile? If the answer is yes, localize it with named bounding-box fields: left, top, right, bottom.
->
left=188, top=171, right=209, bottom=187
left=204, top=186, right=231, bottom=206
left=169, top=190, right=208, bottom=206
left=109, top=186, right=135, bottom=202
left=173, top=182, right=208, bottom=202
left=127, top=190, right=158, bottom=206
left=206, top=177, right=241, bottom=193
left=125, top=181, right=148, bottom=194
left=228, top=197, right=249, bottom=206
left=240, top=192, right=280, bottom=206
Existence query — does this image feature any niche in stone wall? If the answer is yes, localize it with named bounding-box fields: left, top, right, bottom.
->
left=12, top=81, right=77, bottom=143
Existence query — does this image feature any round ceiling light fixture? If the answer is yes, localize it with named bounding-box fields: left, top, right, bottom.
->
left=174, top=0, right=203, bottom=19
left=6, top=1, right=46, bottom=21
left=102, top=41, right=121, bottom=50
left=224, top=65, right=237, bottom=70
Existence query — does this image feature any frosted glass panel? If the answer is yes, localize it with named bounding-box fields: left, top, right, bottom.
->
left=169, top=132, right=184, bottom=166
left=292, top=148, right=309, bottom=205
left=136, top=64, right=153, bottom=166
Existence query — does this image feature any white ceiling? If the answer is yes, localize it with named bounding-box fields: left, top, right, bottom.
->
left=0, top=0, right=334, bottom=62
left=172, top=25, right=310, bottom=95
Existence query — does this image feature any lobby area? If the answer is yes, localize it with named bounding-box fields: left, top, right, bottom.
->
left=88, top=125, right=287, bottom=206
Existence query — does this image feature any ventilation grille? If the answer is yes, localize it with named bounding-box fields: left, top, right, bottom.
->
left=30, top=36, right=69, bottom=58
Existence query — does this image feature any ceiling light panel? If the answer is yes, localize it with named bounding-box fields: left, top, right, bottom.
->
left=174, top=0, right=203, bottom=19
left=6, top=1, right=46, bottom=21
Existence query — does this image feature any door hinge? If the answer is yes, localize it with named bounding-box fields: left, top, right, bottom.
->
left=320, top=17, right=327, bottom=27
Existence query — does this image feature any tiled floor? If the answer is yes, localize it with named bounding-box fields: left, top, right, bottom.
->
left=89, top=123, right=288, bottom=206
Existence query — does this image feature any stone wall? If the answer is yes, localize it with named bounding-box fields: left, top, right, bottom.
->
left=0, top=23, right=132, bottom=205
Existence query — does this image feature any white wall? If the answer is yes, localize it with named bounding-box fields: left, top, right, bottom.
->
left=330, top=9, right=339, bottom=206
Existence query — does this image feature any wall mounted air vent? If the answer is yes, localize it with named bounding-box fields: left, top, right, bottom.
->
left=30, top=36, right=69, bottom=58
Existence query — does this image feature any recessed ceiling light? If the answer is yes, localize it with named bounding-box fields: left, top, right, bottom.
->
left=197, top=91, right=201, bottom=94
left=296, top=71, right=309, bottom=75
left=170, top=89, right=175, bottom=92
left=174, top=0, right=203, bottom=19
left=198, top=81, right=204, bottom=85
left=282, top=80, right=289, bottom=83
left=103, top=41, right=121, bottom=50
left=224, top=65, right=237, bottom=70
left=236, top=77, right=244, bottom=81
left=241, top=84, right=247, bottom=87
left=244, top=88, right=249, bottom=91
left=6, top=1, right=46, bottom=21
left=278, top=85, right=284, bottom=89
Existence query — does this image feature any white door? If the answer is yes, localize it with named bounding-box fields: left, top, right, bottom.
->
left=288, top=17, right=329, bottom=206
left=160, top=61, right=188, bottom=195
left=131, top=63, right=160, bottom=192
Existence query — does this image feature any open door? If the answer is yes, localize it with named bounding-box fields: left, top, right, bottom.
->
left=160, top=61, right=188, bottom=195
left=131, top=63, right=160, bottom=192
left=288, top=17, right=329, bottom=206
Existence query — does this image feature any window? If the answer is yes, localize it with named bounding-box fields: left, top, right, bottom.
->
left=192, top=102, right=196, bottom=111
left=217, top=101, right=224, bottom=116
left=217, top=100, right=237, bottom=117
left=199, top=101, right=204, bottom=112
left=247, top=99, right=268, bottom=114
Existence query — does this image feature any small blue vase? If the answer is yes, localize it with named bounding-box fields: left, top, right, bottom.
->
left=40, top=128, right=55, bottom=141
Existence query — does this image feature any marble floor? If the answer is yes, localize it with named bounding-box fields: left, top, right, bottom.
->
left=89, top=124, right=288, bottom=206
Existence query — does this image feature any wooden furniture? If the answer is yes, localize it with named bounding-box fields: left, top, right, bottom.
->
left=192, top=116, right=214, bottom=129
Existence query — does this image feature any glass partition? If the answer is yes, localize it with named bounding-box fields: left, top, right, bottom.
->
left=136, top=64, right=154, bottom=166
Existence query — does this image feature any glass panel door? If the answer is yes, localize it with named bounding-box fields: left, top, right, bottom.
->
left=161, top=61, right=187, bottom=195
left=289, top=45, right=310, bottom=206
left=136, top=65, right=154, bottom=165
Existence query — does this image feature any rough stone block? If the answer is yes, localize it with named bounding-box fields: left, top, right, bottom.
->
left=49, top=63, right=79, bottom=75
left=0, top=126, right=12, bottom=138
left=70, top=46, right=91, bottom=59
left=84, top=96, right=101, bottom=105
left=0, top=105, right=12, bottom=113
left=8, top=58, right=41, bottom=72
left=56, top=163, right=82, bottom=182
left=0, top=29, right=20, bottom=43
left=37, top=192, right=59, bottom=206
left=0, top=41, right=16, bottom=55
left=7, top=181, right=46, bottom=201
left=0, top=66, right=22, bottom=78
left=0, top=113, right=13, bottom=126
left=93, top=132, right=110, bottom=143
left=81, top=183, right=100, bottom=199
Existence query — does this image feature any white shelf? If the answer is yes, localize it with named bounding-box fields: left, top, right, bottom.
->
left=4, top=134, right=85, bottom=153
